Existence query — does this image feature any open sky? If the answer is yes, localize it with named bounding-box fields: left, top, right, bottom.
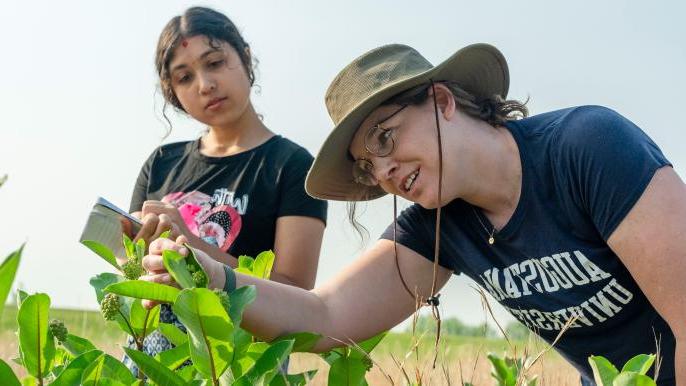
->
left=1, top=0, right=685, bottom=328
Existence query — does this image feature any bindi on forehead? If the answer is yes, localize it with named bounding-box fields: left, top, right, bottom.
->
left=181, top=39, right=189, bottom=48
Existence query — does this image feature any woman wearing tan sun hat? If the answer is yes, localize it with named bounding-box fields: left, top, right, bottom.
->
left=142, top=43, right=683, bottom=385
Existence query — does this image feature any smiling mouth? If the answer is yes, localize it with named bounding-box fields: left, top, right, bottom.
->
left=403, top=169, right=419, bottom=192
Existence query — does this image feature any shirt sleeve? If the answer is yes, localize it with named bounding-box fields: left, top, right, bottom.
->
left=276, top=148, right=328, bottom=224
left=379, top=203, right=460, bottom=272
left=129, top=149, right=157, bottom=213
left=554, top=105, right=672, bottom=241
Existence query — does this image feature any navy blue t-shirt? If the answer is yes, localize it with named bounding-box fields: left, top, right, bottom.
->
left=381, top=106, right=675, bottom=384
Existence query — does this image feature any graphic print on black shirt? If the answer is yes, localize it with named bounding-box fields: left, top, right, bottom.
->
left=130, top=135, right=327, bottom=258
left=381, top=106, right=676, bottom=384
left=160, top=189, right=244, bottom=251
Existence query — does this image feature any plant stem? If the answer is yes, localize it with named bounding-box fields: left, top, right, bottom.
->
left=36, top=303, right=43, bottom=386
left=115, top=309, right=146, bottom=382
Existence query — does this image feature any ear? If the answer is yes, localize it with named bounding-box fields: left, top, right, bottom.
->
left=427, top=82, right=456, bottom=120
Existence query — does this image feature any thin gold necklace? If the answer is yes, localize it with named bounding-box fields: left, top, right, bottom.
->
left=472, top=206, right=497, bottom=245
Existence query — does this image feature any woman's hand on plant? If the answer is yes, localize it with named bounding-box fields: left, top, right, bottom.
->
left=140, top=235, right=224, bottom=308
left=134, top=212, right=178, bottom=246
left=142, top=200, right=189, bottom=238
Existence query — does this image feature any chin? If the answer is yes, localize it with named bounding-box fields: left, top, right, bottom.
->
left=414, top=193, right=452, bottom=210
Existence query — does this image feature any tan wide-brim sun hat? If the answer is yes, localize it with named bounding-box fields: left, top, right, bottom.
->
left=305, top=43, right=510, bottom=201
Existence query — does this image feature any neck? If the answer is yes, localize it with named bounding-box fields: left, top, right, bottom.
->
left=458, top=120, right=522, bottom=228
left=201, top=104, right=272, bottom=157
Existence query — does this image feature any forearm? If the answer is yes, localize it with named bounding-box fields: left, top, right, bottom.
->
left=212, top=267, right=336, bottom=349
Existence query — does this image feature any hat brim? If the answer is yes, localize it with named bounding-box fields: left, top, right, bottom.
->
left=306, top=43, right=509, bottom=201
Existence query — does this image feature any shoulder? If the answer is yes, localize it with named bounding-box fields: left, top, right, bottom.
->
left=264, top=136, right=315, bottom=167
left=147, top=140, right=196, bottom=163
left=549, top=105, right=643, bottom=148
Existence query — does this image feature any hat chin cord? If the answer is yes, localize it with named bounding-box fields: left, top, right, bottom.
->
left=392, top=79, right=443, bottom=369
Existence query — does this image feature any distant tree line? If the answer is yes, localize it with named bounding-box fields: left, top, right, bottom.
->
left=406, top=315, right=530, bottom=340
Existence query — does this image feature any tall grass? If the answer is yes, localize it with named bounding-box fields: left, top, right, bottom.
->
left=0, top=306, right=580, bottom=385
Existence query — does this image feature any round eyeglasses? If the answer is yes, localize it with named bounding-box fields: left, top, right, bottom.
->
left=352, top=104, right=408, bottom=186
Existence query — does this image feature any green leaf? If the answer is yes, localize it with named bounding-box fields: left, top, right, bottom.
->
left=62, top=333, right=97, bottom=356
left=123, top=347, right=187, bottom=386
left=163, top=250, right=195, bottom=289
left=0, top=358, right=21, bottom=386
left=53, top=347, right=74, bottom=368
left=86, top=378, right=128, bottom=386
left=270, top=370, right=318, bottom=386
left=90, top=273, right=136, bottom=336
left=175, top=364, right=198, bottom=382
left=231, top=328, right=255, bottom=377
left=232, top=340, right=294, bottom=386
left=349, top=332, right=387, bottom=359
left=158, top=322, right=189, bottom=346
left=155, top=342, right=190, bottom=370
left=612, top=372, right=656, bottom=386
left=20, top=377, right=37, bottom=386
left=487, top=353, right=516, bottom=386
left=252, top=250, right=275, bottom=279
left=17, top=289, right=29, bottom=306
left=159, top=230, right=172, bottom=239
left=231, top=341, right=270, bottom=379
left=105, top=280, right=180, bottom=303
left=123, top=234, right=135, bottom=259
left=328, top=356, right=368, bottom=386
left=135, top=238, right=146, bottom=261
left=80, top=352, right=136, bottom=386
left=273, top=332, right=321, bottom=352
left=172, top=288, right=234, bottom=380
left=321, top=348, right=344, bottom=366
left=90, top=273, right=125, bottom=303
left=17, top=293, right=55, bottom=379
left=82, top=240, right=120, bottom=271
left=589, top=355, right=620, bottom=386
left=228, top=285, right=257, bottom=327
left=50, top=350, right=102, bottom=386
left=621, top=354, right=655, bottom=375
left=0, top=174, right=6, bottom=188
left=0, top=246, right=22, bottom=319
left=129, top=299, right=160, bottom=338
left=237, top=256, right=254, bottom=271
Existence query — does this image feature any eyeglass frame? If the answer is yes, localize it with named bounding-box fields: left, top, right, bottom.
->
left=352, top=104, right=409, bottom=186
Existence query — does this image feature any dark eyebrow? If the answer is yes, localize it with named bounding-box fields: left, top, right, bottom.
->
left=170, top=48, right=223, bottom=73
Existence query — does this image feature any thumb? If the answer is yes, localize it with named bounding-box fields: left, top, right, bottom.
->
left=176, top=234, right=189, bottom=245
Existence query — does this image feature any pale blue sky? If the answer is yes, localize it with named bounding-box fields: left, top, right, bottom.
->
left=1, top=0, right=684, bottom=328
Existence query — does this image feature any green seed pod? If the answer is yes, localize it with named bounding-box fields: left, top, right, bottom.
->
left=192, top=270, right=208, bottom=287
left=122, top=259, right=145, bottom=280
left=49, top=319, right=69, bottom=343
left=101, top=293, right=121, bottom=321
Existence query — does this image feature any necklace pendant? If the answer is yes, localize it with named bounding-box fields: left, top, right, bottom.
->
left=488, top=236, right=495, bottom=245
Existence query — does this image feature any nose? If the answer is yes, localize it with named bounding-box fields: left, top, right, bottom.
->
left=371, top=156, right=398, bottom=184
left=198, top=71, right=216, bottom=95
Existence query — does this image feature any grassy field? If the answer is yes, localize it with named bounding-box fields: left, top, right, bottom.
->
left=0, top=306, right=580, bottom=385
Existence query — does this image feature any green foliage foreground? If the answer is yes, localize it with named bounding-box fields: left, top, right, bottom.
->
left=0, top=236, right=386, bottom=385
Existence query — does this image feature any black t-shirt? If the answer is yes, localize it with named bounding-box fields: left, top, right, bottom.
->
left=130, top=135, right=327, bottom=258
left=381, top=106, right=675, bottom=385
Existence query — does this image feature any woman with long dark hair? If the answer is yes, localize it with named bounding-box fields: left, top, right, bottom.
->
left=125, top=6, right=327, bottom=370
